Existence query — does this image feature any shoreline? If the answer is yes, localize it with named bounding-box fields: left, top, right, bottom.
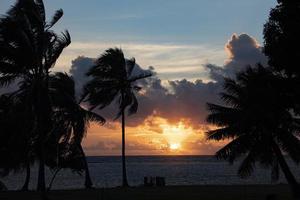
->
left=0, top=184, right=293, bottom=200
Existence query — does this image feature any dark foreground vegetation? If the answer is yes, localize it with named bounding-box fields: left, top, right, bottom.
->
left=0, top=185, right=295, bottom=200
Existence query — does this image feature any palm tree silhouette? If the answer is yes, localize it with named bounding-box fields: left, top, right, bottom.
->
left=47, top=72, right=105, bottom=189
left=0, top=93, right=35, bottom=191
left=0, top=0, right=71, bottom=192
left=83, top=48, right=152, bottom=186
left=206, top=65, right=300, bottom=198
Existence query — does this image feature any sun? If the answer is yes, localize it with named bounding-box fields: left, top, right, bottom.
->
left=170, top=143, right=181, bottom=150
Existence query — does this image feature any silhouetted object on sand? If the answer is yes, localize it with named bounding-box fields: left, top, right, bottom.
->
left=206, top=65, right=300, bottom=199
left=144, top=177, right=154, bottom=187
left=83, top=48, right=152, bottom=187
left=143, top=176, right=165, bottom=187
left=156, top=177, right=166, bottom=186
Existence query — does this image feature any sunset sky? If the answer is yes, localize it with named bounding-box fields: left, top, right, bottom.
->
left=0, top=0, right=276, bottom=155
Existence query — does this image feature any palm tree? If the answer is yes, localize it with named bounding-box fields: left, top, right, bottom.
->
left=0, top=93, right=35, bottom=191
left=0, top=0, right=71, bottom=192
left=206, top=65, right=300, bottom=198
left=83, top=48, right=152, bottom=186
left=47, top=72, right=105, bottom=189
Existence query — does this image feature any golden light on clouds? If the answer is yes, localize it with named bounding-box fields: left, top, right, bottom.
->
left=82, top=115, right=227, bottom=156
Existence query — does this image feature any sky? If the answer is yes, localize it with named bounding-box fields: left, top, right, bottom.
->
left=0, top=0, right=276, bottom=155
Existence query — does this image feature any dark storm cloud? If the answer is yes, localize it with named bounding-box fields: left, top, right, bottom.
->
left=69, top=58, right=221, bottom=128
left=69, top=33, right=267, bottom=129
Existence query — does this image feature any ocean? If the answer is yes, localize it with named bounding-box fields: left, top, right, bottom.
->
left=2, top=156, right=300, bottom=190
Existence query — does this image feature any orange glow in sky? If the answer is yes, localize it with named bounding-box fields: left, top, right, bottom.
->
left=82, top=115, right=226, bottom=156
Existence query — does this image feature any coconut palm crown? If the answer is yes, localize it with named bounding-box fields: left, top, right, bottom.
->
left=206, top=65, right=300, bottom=197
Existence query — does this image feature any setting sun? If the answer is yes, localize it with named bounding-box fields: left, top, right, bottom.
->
left=170, top=143, right=181, bottom=150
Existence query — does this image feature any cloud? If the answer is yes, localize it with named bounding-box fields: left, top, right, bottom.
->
left=205, top=33, right=268, bottom=82
left=68, top=56, right=95, bottom=98
left=70, top=34, right=267, bottom=129
left=67, top=33, right=267, bottom=155
left=57, top=42, right=225, bottom=81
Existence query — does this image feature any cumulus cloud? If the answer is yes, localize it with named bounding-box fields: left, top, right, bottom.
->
left=69, top=56, right=220, bottom=128
left=206, top=33, right=268, bottom=82
left=68, top=56, right=95, bottom=98
left=70, top=33, right=267, bottom=129
left=69, top=33, right=267, bottom=154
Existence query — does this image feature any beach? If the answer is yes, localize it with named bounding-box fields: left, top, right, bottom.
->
left=0, top=185, right=294, bottom=200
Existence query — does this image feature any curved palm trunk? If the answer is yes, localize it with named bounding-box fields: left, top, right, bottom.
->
left=21, top=163, right=30, bottom=191
left=272, top=141, right=300, bottom=199
left=121, top=91, right=129, bottom=187
left=78, top=144, right=93, bottom=188
left=47, top=168, right=61, bottom=191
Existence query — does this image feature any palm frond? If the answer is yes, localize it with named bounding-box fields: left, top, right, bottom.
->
left=128, top=92, right=138, bottom=115
left=84, top=109, right=105, bottom=125
left=85, top=47, right=152, bottom=120
left=276, top=130, right=300, bottom=164
left=46, top=9, right=63, bottom=29
left=206, top=103, right=240, bottom=126
left=238, top=150, right=257, bottom=178
left=215, top=135, right=251, bottom=163
left=87, top=48, right=126, bottom=80
left=220, top=92, right=241, bottom=108
left=46, top=30, right=71, bottom=69
left=223, top=78, right=244, bottom=97
left=0, top=74, right=18, bottom=87
left=35, top=0, right=46, bottom=22
left=207, top=127, right=238, bottom=141
left=128, top=72, right=153, bottom=82
left=126, top=57, right=135, bottom=77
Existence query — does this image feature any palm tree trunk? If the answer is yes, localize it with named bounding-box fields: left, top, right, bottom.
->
left=21, top=163, right=30, bottom=191
left=272, top=141, right=300, bottom=199
left=121, top=91, right=129, bottom=187
left=36, top=81, right=50, bottom=193
left=47, top=168, right=61, bottom=191
left=37, top=149, right=46, bottom=192
left=78, top=144, right=93, bottom=188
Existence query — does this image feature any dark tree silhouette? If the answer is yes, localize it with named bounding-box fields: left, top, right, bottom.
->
left=46, top=72, right=105, bottom=189
left=206, top=65, right=300, bottom=198
left=46, top=144, right=85, bottom=191
left=83, top=48, right=152, bottom=187
left=0, top=0, right=71, bottom=192
left=264, top=0, right=300, bottom=77
left=0, top=93, right=35, bottom=191
left=264, top=0, right=300, bottom=116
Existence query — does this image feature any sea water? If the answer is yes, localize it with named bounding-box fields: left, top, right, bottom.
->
left=2, top=156, right=300, bottom=190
